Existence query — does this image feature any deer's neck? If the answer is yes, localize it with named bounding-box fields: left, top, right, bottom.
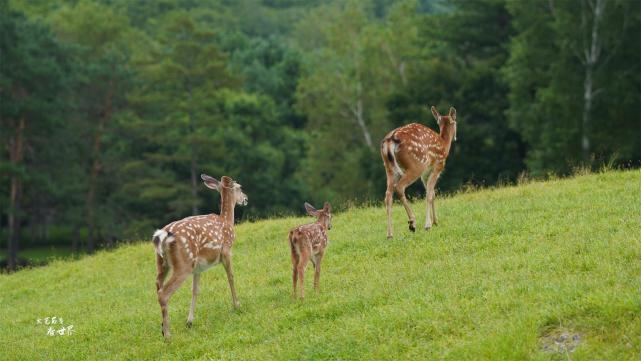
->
left=439, top=127, right=455, bottom=157
left=316, top=220, right=328, bottom=233
left=220, top=191, right=235, bottom=225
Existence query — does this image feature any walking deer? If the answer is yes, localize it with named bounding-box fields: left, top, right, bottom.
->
left=381, top=106, right=457, bottom=238
left=153, top=174, right=247, bottom=339
left=289, top=202, right=332, bottom=299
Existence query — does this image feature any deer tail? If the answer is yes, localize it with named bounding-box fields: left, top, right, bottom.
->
left=153, top=229, right=174, bottom=258
left=381, top=133, right=403, bottom=177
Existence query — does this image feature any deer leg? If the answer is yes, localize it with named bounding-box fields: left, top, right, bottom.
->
left=221, top=251, right=240, bottom=309
left=290, top=239, right=299, bottom=298
left=313, top=252, right=323, bottom=292
left=297, top=247, right=311, bottom=299
left=425, top=187, right=435, bottom=230
left=395, top=174, right=419, bottom=233
left=422, top=171, right=434, bottom=230
left=385, top=175, right=395, bottom=239
left=430, top=189, right=438, bottom=226
left=421, top=170, right=433, bottom=230
left=155, top=254, right=169, bottom=292
left=424, top=168, right=442, bottom=229
left=186, top=273, right=200, bottom=328
left=158, top=268, right=190, bottom=339
left=292, top=265, right=298, bottom=298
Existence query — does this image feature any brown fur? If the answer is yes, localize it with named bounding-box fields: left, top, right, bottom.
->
left=289, top=202, right=332, bottom=299
left=381, top=106, right=457, bottom=238
left=155, top=174, right=247, bottom=339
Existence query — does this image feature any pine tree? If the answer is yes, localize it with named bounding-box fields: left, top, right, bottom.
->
left=0, top=2, right=70, bottom=269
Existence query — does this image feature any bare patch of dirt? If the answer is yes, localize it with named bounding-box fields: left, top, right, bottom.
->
left=540, top=327, right=582, bottom=354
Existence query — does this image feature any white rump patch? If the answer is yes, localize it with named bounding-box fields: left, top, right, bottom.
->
left=390, top=142, right=404, bottom=178
left=153, top=229, right=167, bottom=240
left=153, top=229, right=174, bottom=258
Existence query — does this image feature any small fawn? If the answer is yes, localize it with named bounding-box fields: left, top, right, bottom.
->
left=153, top=174, right=247, bottom=339
left=289, top=202, right=332, bottom=299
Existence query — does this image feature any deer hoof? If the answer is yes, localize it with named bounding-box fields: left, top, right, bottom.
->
left=186, top=320, right=192, bottom=328
left=408, top=221, right=416, bottom=232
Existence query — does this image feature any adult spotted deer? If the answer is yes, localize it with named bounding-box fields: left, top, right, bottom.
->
left=153, top=174, right=247, bottom=339
left=289, top=202, right=332, bottom=299
left=381, top=106, right=457, bottom=238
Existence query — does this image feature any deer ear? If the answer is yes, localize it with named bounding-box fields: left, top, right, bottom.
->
left=304, top=202, right=318, bottom=217
left=449, top=107, right=456, bottom=119
left=201, top=174, right=220, bottom=190
left=323, top=202, right=331, bottom=213
left=431, top=106, right=440, bottom=121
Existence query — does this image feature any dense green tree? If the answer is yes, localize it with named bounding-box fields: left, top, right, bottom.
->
left=504, top=0, right=640, bottom=174
left=0, top=1, right=71, bottom=269
left=1, top=0, right=638, bottom=266
left=388, top=0, right=525, bottom=193
left=294, top=0, right=401, bottom=203
left=49, top=0, right=134, bottom=251
left=207, top=90, right=308, bottom=217
left=222, top=34, right=306, bottom=128
left=219, top=34, right=310, bottom=210
left=110, top=12, right=237, bottom=236
left=111, top=11, right=309, bottom=236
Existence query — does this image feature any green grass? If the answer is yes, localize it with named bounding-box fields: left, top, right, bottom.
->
left=1, top=170, right=640, bottom=360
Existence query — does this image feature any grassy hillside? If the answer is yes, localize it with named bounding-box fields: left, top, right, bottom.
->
left=1, top=170, right=640, bottom=360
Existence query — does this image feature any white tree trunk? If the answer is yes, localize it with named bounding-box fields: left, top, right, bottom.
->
left=354, top=98, right=373, bottom=149
left=581, top=0, right=606, bottom=161
left=582, top=67, right=593, bottom=160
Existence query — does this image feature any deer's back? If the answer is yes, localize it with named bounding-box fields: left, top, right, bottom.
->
left=388, top=123, right=446, bottom=167
left=162, top=214, right=235, bottom=269
left=289, top=223, right=327, bottom=253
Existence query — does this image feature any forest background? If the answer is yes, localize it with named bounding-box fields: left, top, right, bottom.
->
left=1, top=0, right=639, bottom=270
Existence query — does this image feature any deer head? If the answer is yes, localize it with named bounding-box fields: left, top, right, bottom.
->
left=201, top=174, right=248, bottom=206
left=431, top=106, right=457, bottom=142
left=304, top=202, right=332, bottom=230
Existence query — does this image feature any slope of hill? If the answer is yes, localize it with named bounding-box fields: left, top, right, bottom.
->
left=1, top=170, right=640, bottom=360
